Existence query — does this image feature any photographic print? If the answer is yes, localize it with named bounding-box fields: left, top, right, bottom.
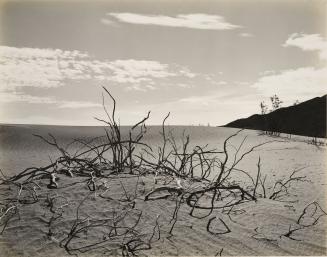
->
left=0, top=0, right=326, bottom=256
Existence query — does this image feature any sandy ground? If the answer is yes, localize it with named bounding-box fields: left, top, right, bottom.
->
left=0, top=124, right=326, bottom=256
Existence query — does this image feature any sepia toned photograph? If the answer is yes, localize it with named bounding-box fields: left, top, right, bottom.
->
left=0, top=0, right=326, bottom=256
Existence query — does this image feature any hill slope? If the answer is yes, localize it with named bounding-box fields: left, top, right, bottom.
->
left=224, top=95, right=326, bottom=138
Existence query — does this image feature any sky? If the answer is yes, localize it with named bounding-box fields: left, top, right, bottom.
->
left=0, top=0, right=326, bottom=126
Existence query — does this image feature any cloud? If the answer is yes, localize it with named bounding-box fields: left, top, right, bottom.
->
left=239, top=32, right=253, bottom=37
left=104, top=13, right=241, bottom=30
left=57, top=101, right=101, bottom=109
left=125, top=83, right=156, bottom=92
left=252, top=67, right=327, bottom=100
left=204, top=74, right=227, bottom=86
left=0, top=46, right=197, bottom=95
left=100, top=18, right=114, bottom=25
left=179, top=67, right=196, bottom=78
left=104, top=59, right=176, bottom=84
left=91, top=60, right=196, bottom=90
left=0, top=92, right=56, bottom=104
left=253, top=33, right=327, bottom=102
left=179, top=96, right=211, bottom=106
left=283, top=33, right=327, bottom=60
left=0, top=91, right=101, bottom=109
left=0, top=46, right=92, bottom=90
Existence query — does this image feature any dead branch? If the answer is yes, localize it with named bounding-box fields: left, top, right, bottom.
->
left=282, top=201, right=327, bottom=240
left=207, top=217, right=231, bottom=235
left=269, top=167, right=308, bottom=201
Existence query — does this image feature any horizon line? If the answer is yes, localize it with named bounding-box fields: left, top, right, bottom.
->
left=0, top=122, right=225, bottom=127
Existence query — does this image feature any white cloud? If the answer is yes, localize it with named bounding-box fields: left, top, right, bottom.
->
left=104, top=13, right=241, bottom=30
left=0, top=45, right=197, bottom=95
left=100, top=18, right=114, bottom=25
left=204, top=74, right=227, bottom=85
left=0, top=91, right=101, bottom=109
left=252, top=67, right=327, bottom=100
left=0, top=92, right=56, bottom=104
left=239, top=32, right=253, bottom=37
left=57, top=101, right=101, bottom=109
left=252, top=33, right=327, bottom=102
left=179, top=67, right=196, bottom=78
left=283, top=33, right=327, bottom=60
left=0, top=46, right=92, bottom=90
left=125, top=83, right=156, bottom=92
left=105, top=59, right=176, bottom=84
left=252, top=33, right=327, bottom=100
left=179, top=96, right=210, bottom=106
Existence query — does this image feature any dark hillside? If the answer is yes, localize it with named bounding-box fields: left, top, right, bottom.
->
left=224, top=95, right=326, bottom=138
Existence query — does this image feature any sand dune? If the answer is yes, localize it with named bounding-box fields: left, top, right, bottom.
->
left=0, top=125, right=326, bottom=256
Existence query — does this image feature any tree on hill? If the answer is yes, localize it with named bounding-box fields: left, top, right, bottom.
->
left=293, top=100, right=300, bottom=106
left=270, top=94, right=283, bottom=112
left=259, top=101, right=268, bottom=115
left=260, top=94, right=283, bottom=136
